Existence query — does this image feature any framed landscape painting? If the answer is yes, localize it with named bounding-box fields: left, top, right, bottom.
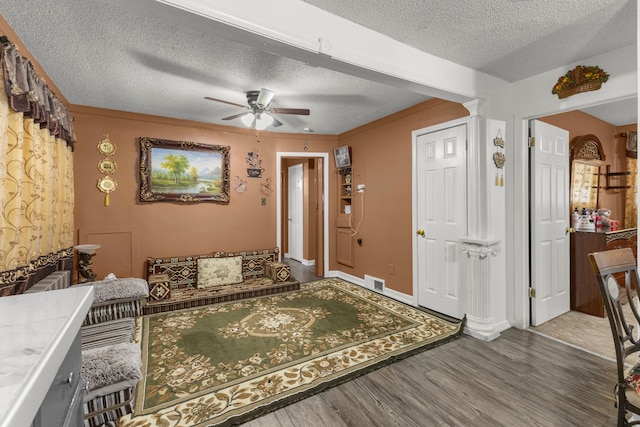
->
left=139, top=137, right=231, bottom=203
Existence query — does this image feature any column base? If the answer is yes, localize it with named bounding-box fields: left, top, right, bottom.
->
left=464, top=314, right=510, bottom=341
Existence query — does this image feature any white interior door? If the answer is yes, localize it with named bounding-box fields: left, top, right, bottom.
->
left=416, top=124, right=467, bottom=318
left=288, top=163, right=304, bottom=262
left=530, top=120, right=570, bottom=326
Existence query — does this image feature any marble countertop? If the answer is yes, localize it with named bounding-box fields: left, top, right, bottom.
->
left=0, top=286, right=94, bottom=427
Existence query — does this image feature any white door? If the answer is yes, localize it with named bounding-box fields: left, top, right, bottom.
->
left=416, top=124, right=467, bottom=318
left=530, top=120, right=570, bottom=326
left=288, top=163, right=304, bottom=262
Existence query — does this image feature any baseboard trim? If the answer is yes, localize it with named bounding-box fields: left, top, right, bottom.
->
left=327, top=270, right=414, bottom=306
left=284, top=256, right=315, bottom=267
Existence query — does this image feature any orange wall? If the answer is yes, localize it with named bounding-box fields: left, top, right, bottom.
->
left=72, top=99, right=466, bottom=294
left=540, top=111, right=637, bottom=226
left=71, top=106, right=338, bottom=279
left=331, top=99, right=469, bottom=295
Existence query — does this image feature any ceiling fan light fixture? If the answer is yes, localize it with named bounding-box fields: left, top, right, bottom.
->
left=240, top=113, right=255, bottom=127
left=207, top=89, right=308, bottom=130
left=255, top=113, right=273, bottom=130
left=256, top=88, right=275, bottom=108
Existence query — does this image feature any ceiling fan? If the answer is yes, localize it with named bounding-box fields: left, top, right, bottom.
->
left=205, top=88, right=310, bottom=130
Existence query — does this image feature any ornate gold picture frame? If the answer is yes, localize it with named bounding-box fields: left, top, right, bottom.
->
left=139, top=137, right=231, bottom=204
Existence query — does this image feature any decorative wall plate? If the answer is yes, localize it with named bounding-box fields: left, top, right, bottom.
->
left=98, top=138, right=116, bottom=155
left=493, top=152, right=506, bottom=168
left=97, top=176, right=117, bottom=192
left=98, top=158, right=117, bottom=174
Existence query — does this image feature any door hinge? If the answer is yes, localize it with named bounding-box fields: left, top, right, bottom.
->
left=528, top=137, right=535, bottom=147
left=529, top=287, right=536, bottom=298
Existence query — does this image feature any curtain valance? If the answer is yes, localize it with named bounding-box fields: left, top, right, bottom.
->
left=0, top=36, right=75, bottom=296
left=0, top=37, right=75, bottom=145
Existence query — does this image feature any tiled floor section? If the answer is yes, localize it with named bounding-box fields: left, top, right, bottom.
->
left=530, top=304, right=639, bottom=363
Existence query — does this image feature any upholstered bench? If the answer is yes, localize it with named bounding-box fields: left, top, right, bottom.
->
left=144, top=247, right=300, bottom=314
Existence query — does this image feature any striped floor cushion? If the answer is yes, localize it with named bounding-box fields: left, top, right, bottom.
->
left=83, top=299, right=143, bottom=326
left=143, top=277, right=300, bottom=314
left=83, top=385, right=135, bottom=427
left=81, top=340, right=141, bottom=427
left=81, top=318, right=135, bottom=350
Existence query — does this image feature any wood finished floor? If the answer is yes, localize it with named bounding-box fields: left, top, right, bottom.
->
left=243, top=263, right=619, bottom=426
left=240, top=328, right=617, bottom=427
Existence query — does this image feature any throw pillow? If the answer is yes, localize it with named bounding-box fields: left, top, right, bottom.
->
left=197, top=256, right=243, bottom=288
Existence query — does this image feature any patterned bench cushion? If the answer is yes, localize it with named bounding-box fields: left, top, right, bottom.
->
left=143, top=277, right=300, bottom=315
left=265, top=261, right=292, bottom=282
left=148, top=274, right=171, bottom=301
left=146, top=247, right=280, bottom=290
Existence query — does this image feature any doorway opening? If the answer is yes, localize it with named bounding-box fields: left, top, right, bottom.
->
left=526, top=102, right=638, bottom=360
left=276, top=152, right=329, bottom=278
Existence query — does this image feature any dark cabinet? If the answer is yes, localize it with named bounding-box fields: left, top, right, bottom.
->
left=570, top=228, right=637, bottom=317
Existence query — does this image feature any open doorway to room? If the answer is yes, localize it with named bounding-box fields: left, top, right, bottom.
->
left=276, top=152, right=329, bottom=282
left=527, top=97, right=638, bottom=360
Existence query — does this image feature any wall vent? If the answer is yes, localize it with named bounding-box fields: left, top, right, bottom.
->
left=365, top=275, right=385, bottom=293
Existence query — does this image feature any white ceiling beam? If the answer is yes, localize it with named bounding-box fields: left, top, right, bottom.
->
left=104, top=0, right=507, bottom=103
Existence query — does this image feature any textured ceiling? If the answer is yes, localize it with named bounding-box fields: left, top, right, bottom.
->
left=0, top=0, right=636, bottom=134
left=303, top=0, right=636, bottom=82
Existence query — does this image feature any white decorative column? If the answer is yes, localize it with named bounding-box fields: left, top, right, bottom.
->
left=459, top=238, right=501, bottom=340
left=459, top=100, right=509, bottom=341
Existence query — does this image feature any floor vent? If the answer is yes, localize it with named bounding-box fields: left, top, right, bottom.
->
left=365, top=275, right=385, bottom=293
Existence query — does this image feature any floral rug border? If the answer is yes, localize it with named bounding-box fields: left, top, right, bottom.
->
left=121, top=278, right=464, bottom=427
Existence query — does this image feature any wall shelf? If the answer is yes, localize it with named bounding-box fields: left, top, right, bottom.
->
left=604, top=165, right=631, bottom=190
left=336, top=167, right=353, bottom=267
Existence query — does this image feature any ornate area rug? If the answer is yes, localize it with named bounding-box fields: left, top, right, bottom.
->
left=120, top=278, right=464, bottom=427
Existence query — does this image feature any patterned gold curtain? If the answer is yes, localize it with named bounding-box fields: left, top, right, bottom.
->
left=0, top=40, right=74, bottom=295
left=625, top=157, right=637, bottom=228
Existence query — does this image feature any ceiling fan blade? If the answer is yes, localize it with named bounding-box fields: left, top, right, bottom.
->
left=256, top=88, right=275, bottom=108
left=271, top=116, right=283, bottom=127
left=222, top=112, right=251, bottom=121
left=270, top=108, right=310, bottom=116
left=205, top=96, right=246, bottom=108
